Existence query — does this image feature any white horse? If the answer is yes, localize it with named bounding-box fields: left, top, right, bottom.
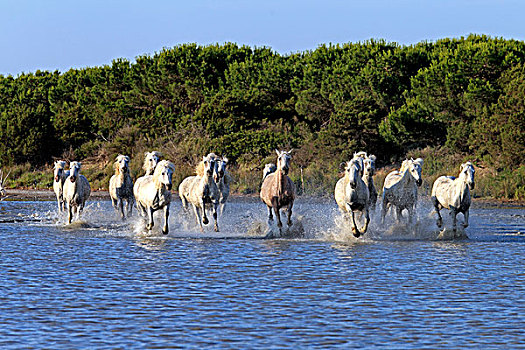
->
left=214, top=156, right=231, bottom=216
left=335, top=157, right=370, bottom=237
left=262, top=163, right=277, bottom=181
left=135, top=160, right=175, bottom=235
left=0, top=168, right=10, bottom=199
left=109, top=155, right=134, bottom=220
left=133, top=151, right=161, bottom=210
left=260, top=150, right=295, bottom=237
left=179, top=154, right=220, bottom=232
left=431, top=162, right=475, bottom=233
left=53, top=160, right=69, bottom=212
left=362, top=155, right=378, bottom=210
left=354, top=152, right=378, bottom=210
left=63, top=161, right=91, bottom=224
left=381, top=158, right=424, bottom=225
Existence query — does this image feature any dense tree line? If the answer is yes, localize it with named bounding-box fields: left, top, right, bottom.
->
left=0, top=35, right=524, bottom=197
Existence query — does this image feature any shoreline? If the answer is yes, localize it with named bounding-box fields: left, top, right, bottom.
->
left=1, top=189, right=524, bottom=208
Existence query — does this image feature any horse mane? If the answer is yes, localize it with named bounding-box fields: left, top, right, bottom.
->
left=399, top=159, right=409, bottom=173
left=195, top=161, right=205, bottom=176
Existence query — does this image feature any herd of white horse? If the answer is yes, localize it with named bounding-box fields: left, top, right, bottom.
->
left=0, top=150, right=475, bottom=238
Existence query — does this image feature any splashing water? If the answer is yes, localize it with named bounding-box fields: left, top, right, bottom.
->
left=0, top=197, right=522, bottom=243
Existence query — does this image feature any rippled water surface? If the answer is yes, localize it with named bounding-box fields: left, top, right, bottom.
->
left=1, top=198, right=524, bottom=349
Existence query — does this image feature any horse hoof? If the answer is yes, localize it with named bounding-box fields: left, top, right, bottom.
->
left=203, top=217, right=209, bottom=225
left=162, top=229, right=168, bottom=235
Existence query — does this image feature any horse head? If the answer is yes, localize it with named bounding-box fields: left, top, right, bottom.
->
left=363, top=154, right=376, bottom=177
left=275, top=149, right=292, bottom=175
left=202, top=154, right=217, bottom=178
left=460, top=162, right=475, bottom=190
left=143, top=151, right=161, bottom=175
left=352, top=152, right=367, bottom=176
left=345, top=158, right=361, bottom=189
left=68, top=161, right=82, bottom=183
left=154, top=160, right=175, bottom=190
left=114, top=154, right=130, bottom=174
left=214, top=156, right=228, bottom=182
left=54, top=160, right=67, bottom=182
left=403, top=158, right=423, bottom=186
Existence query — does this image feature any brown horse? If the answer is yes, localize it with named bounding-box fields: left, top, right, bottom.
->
left=260, top=150, right=295, bottom=237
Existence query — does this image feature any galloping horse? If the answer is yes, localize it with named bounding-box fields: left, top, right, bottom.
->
left=109, top=155, right=134, bottom=220
left=381, top=158, right=424, bottom=225
left=335, top=157, right=370, bottom=237
left=431, top=162, right=475, bottom=233
left=135, top=160, right=175, bottom=235
left=179, top=154, right=220, bottom=232
left=260, top=150, right=295, bottom=237
left=63, top=161, right=91, bottom=224
left=214, top=156, right=231, bottom=216
left=53, top=161, right=69, bottom=212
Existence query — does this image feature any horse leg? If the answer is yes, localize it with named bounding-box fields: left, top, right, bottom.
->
left=127, top=197, right=134, bottom=217
left=273, top=202, right=283, bottom=236
left=57, top=196, right=62, bottom=213
left=362, top=207, right=370, bottom=234
left=463, top=209, right=469, bottom=228
left=451, top=208, right=458, bottom=232
left=213, top=201, right=219, bottom=232
left=137, top=201, right=146, bottom=217
left=266, top=205, right=274, bottom=224
left=286, top=202, right=293, bottom=227
left=111, top=197, right=117, bottom=211
left=180, top=195, right=188, bottom=211
left=432, top=196, right=443, bottom=228
left=201, top=199, right=209, bottom=225
left=162, top=204, right=169, bottom=235
left=146, top=207, right=154, bottom=231
left=191, top=204, right=204, bottom=232
left=381, top=198, right=388, bottom=225
left=395, top=206, right=403, bottom=223
left=350, top=210, right=361, bottom=238
left=119, top=198, right=125, bottom=220
left=67, top=203, right=73, bottom=224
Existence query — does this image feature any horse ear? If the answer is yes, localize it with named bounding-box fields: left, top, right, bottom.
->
left=369, top=155, right=376, bottom=161
left=288, top=149, right=294, bottom=154
left=275, top=149, right=280, bottom=156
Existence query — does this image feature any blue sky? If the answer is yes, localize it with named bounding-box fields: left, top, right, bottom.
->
left=1, top=0, right=523, bottom=76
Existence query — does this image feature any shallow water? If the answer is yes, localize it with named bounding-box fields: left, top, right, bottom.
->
left=0, top=198, right=524, bottom=349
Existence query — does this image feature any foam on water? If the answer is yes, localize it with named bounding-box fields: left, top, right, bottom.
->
left=2, top=198, right=523, bottom=243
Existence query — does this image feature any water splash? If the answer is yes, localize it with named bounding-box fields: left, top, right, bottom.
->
left=3, top=198, right=521, bottom=243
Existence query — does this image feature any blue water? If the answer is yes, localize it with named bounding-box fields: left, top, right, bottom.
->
left=0, top=199, right=524, bottom=349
